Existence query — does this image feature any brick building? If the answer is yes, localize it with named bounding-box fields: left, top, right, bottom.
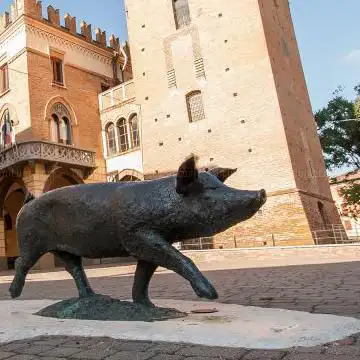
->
left=0, top=0, right=130, bottom=270
left=329, top=171, right=360, bottom=240
left=101, top=0, right=343, bottom=248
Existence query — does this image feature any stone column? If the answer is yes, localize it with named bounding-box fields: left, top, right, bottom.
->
left=23, top=162, right=55, bottom=270
left=0, top=218, right=7, bottom=270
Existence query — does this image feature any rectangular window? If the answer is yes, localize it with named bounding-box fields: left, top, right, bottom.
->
left=186, top=91, right=206, bottom=122
left=0, top=64, right=9, bottom=94
left=173, top=0, right=191, bottom=29
left=52, top=57, right=64, bottom=85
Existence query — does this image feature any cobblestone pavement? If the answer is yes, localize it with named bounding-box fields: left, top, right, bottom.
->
left=0, top=334, right=360, bottom=360
left=1, top=260, right=360, bottom=358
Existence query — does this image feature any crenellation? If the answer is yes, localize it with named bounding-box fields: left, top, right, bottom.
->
left=0, top=12, right=10, bottom=33
left=64, top=13, right=76, bottom=34
left=95, top=28, right=107, bottom=47
left=47, top=5, right=60, bottom=26
left=10, top=2, right=18, bottom=22
left=1, top=0, right=122, bottom=50
left=109, top=35, right=120, bottom=51
left=80, top=20, right=92, bottom=42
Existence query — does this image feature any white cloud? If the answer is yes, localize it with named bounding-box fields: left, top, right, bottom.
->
left=344, top=49, right=360, bottom=64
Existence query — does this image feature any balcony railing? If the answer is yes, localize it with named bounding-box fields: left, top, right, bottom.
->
left=0, top=141, right=96, bottom=175
left=99, top=80, right=135, bottom=112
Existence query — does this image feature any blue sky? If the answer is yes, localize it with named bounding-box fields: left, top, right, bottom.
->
left=0, top=0, right=359, bottom=112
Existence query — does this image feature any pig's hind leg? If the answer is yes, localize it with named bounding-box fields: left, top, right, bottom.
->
left=9, top=249, right=44, bottom=298
left=132, top=260, right=158, bottom=307
left=53, top=251, right=95, bottom=298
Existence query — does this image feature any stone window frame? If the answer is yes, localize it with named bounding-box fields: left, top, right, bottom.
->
left=107, top=169, right=144, bottom=183
left=129, top=113, right=140, bottom=148
left=172, top=0, right=191, bottom=30
left=104, top=112, right=141, bottom=157
left=186, top=90, right=206, bottom=123
left=49, top=103, right=73, bottom=146
left=49, top=48, right=66, bottom=88
left=0, top=63, right=9, bottom=96
left=105, top=122, right=117, bottom=156
left=117, top=117, right=130, bottom=153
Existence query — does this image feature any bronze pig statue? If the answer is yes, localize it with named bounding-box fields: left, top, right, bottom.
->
left=10, top=155, right=266, bottom=306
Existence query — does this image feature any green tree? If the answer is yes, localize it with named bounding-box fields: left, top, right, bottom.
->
left=315, top=84, right=360, bottom=207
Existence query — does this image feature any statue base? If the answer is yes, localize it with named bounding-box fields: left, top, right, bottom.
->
left=35, top=294, right=187, bottom=322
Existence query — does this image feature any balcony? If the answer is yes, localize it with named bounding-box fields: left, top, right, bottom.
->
left=99, top=80, right=135, bottom=112
left=0, top=141, right=96, bottom=178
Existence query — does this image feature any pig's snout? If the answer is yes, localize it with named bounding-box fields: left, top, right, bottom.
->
left=257, top=189, right=267, bottom=206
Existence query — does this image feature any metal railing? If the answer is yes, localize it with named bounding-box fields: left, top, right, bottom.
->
left=0, top=140, right=96, bottom=173
left=99, top=80, right=135, bottom=111
left=174, top=224, right=358, bottom=250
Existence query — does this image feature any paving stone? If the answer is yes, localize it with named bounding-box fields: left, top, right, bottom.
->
left=0, top=343, right=30, bottom=353
left=148, top=355, right=184, bottom=360
left=177, top=345, right=247, bottom=359
left=112, top=341, right=153, bottom=352
left=324, top=345, right=360, bottom=356
left=38, top=347, right=82, bottom=358
left=16, top=346, right=55, bottom=356
left=71, top=347, right=117, bottom=360
left=283, top=354, right=360, bottom=360
left=185, top=357, right=224, bottom=360
left=242, top=350, right=286, bottom=359
left=149, top=343, right=184, bottom=354
left=104, top=351, right=156, bottom=360
left=0, top=352, right=14, bottom=360
left=30, top=339, right=68, bottom=347
left=4, top=356, right=40, bottom=360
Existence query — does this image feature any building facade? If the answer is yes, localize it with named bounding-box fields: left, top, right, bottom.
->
left=0, top=0, right=130, bottom=270
left=102, top=0, right=343, bottom=248
left=330, top=171, right=360, bottom=241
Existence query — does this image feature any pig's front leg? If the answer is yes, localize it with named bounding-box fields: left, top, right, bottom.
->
left=125, top=231, right=218, bottom=301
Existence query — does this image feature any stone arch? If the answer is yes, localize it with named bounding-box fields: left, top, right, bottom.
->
left=117, top=169, right=144, bottom=181
left=0, top=176, right=26, bottom=215
left=44, top=96, right=78, bottom=126
left=0, top=176, right=27, bottom=269
left=0, top=103, right=19, bottom=127
left=43, top=168, right=84, bottom=193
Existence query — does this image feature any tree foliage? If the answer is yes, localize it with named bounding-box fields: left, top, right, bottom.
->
left=315, top=85, right=360, bottom=170
left=315, top=84, right=360, bottom=208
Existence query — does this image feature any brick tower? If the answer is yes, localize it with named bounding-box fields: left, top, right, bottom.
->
left=122, top=0, right=342, bottom=245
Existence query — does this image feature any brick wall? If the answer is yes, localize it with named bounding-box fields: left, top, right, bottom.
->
left=26, top=50, right=107, bottom=182
left=184, top=244, right=360, bottom=269
left=125, top=0, right=342, bottom=244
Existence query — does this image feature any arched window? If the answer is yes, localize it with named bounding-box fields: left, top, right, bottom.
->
left=129, top=114, right=140, bottom=148
left=0, top=109, right=14, bottom=149
left=106, top=123, right=117, bottom=156
left=120, top=175, right=141, bottom=182
left=117, top=118, right=129, bottom=152
left=186, top=90, right=205, bottom=122
left=172, top=0, right=191, bottom=29
left=50, top=103, right=72, bottom=145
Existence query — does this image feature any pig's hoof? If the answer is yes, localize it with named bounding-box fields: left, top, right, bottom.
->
left=134, top=298, right=156, bottom=308
left=192, top=279, right=218, bottom=300
left=9, top=281, right=22, bottom=299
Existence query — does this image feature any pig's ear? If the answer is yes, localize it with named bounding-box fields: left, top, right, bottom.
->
left=176, top=155, right=199, bottom=194
left=208, top=167, right=237, bottom=182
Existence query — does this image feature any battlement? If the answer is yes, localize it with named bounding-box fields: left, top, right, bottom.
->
left=0, top=0, right=123, bottom=52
